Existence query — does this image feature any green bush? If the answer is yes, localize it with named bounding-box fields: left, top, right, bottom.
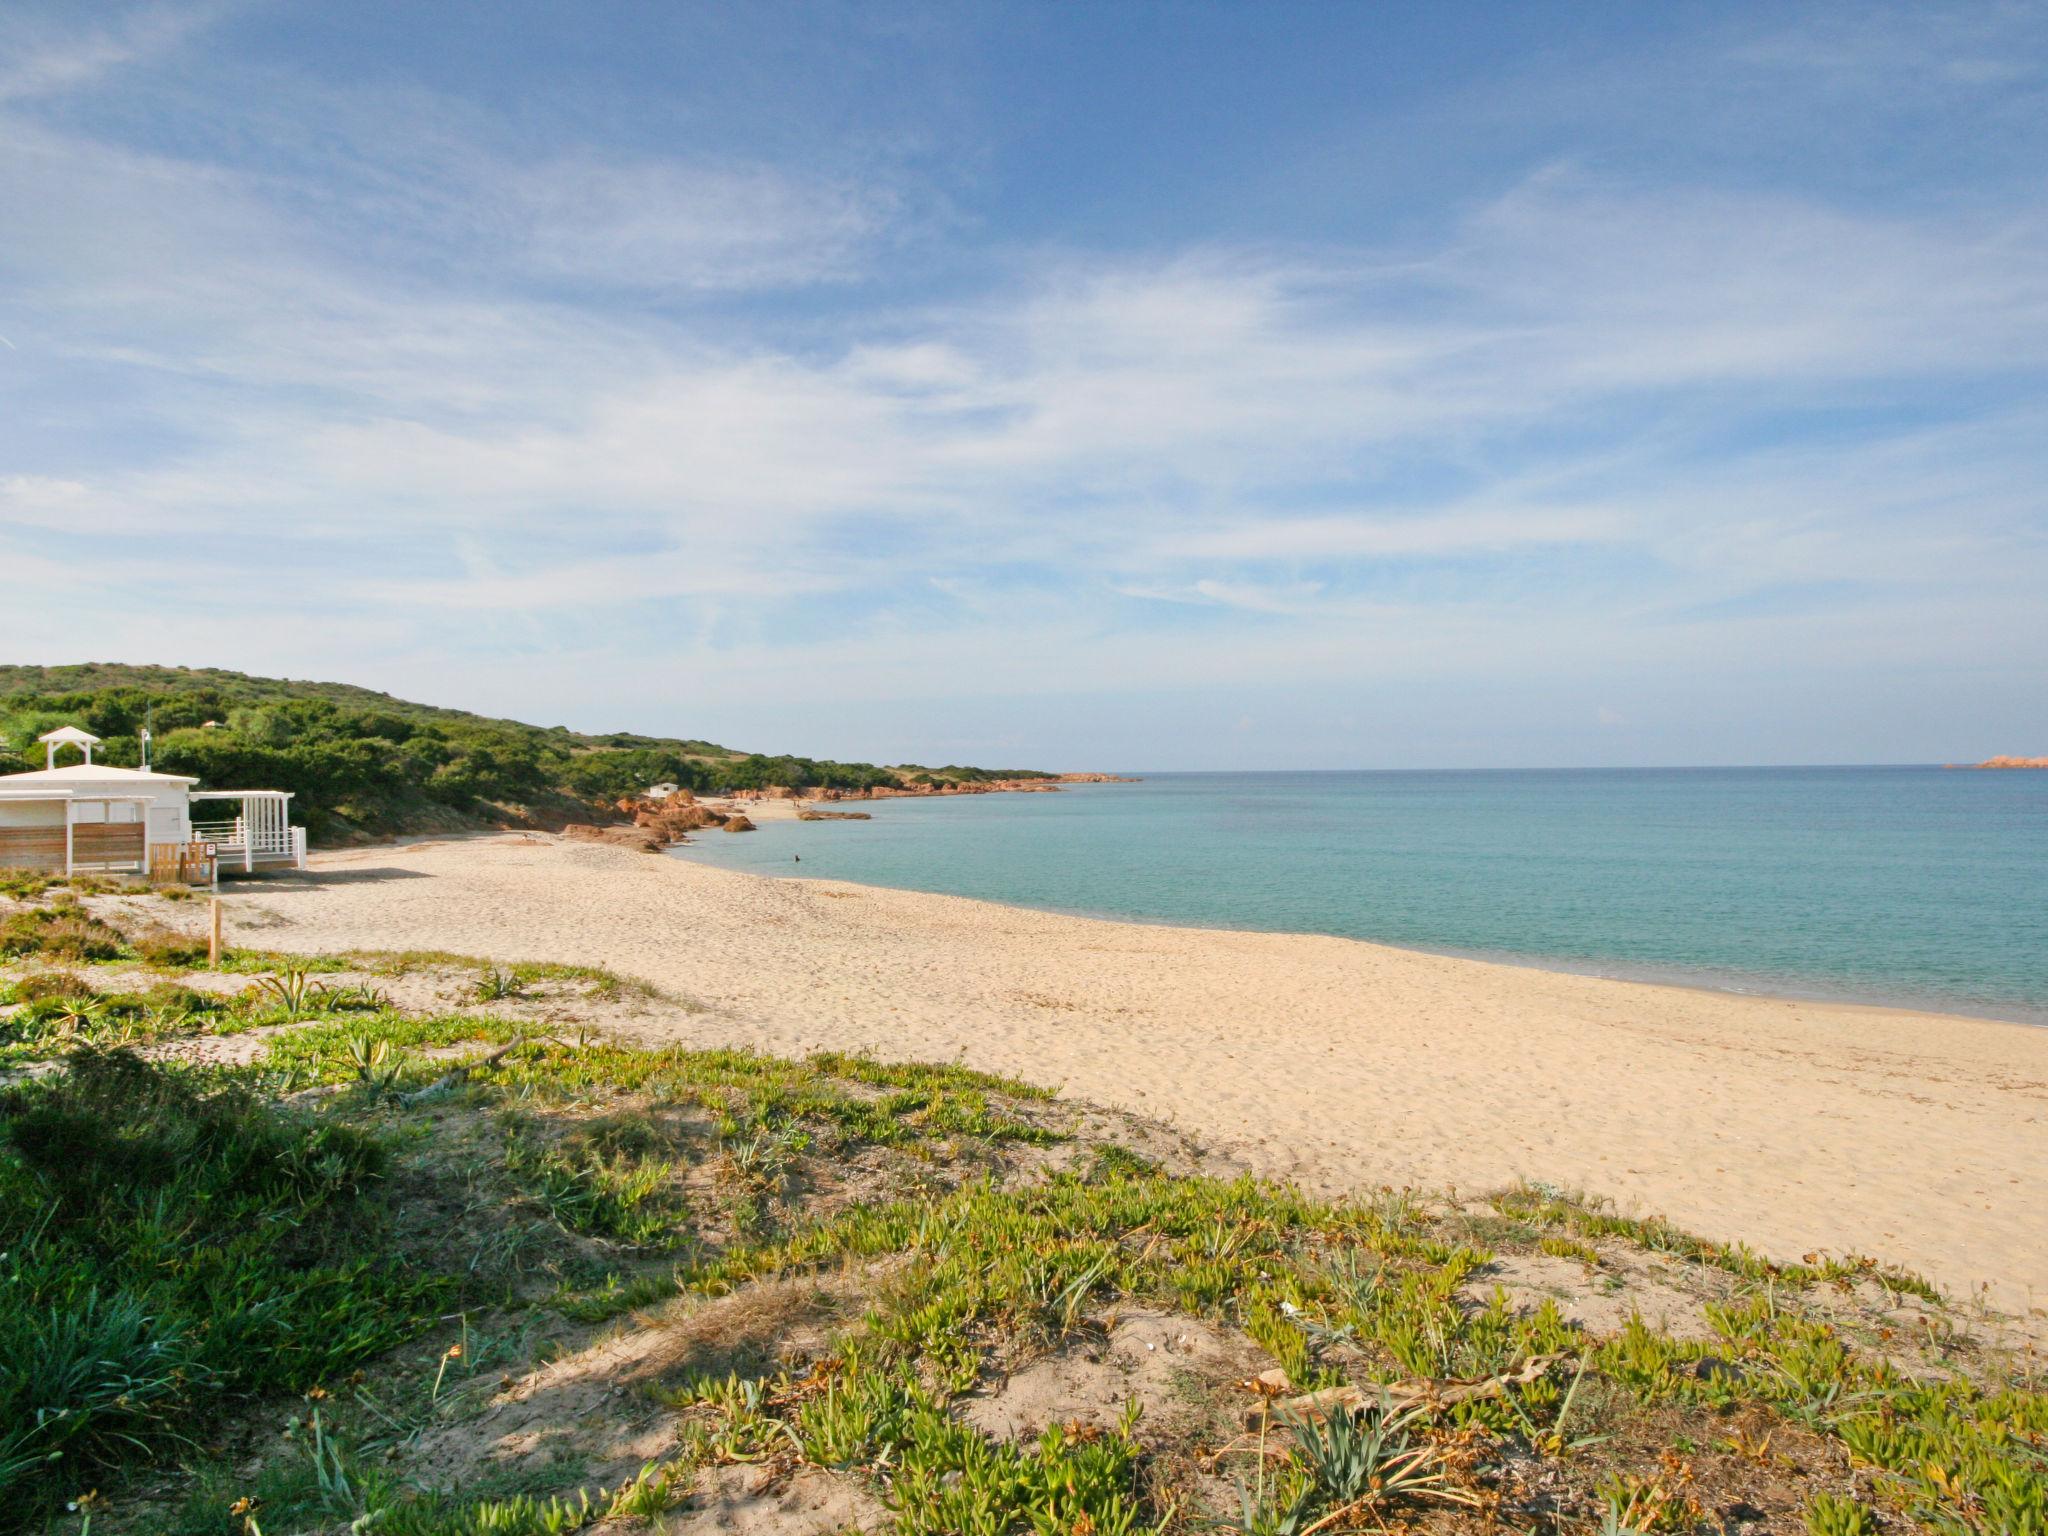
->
left=11, top=970, right=96, bottom=1003
left=134, top=927, right=210, bottom=967
left=0, top=1051, right=453, bottom=1517
left=0, top=901, right=128, bottom=961
left=0, top=867, right=57, bottom=900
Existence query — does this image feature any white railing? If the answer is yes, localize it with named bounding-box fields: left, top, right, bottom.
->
left=192, top=793, right=304, bottom=870
left=193, top=818, right=293, bottom=855
left=192, top=817, right=246, bottom=848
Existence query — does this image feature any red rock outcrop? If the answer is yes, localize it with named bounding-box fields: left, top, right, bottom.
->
left=1973, top=756, right=2048, bottom=769
left=597, top=791, right=735, bottom=847
left=585, top=774, right=1131, bottom=845
left=562, top=823, right=666, bottom=853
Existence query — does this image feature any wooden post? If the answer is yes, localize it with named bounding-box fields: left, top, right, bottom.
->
left=209, top=898, right=223, bottom=970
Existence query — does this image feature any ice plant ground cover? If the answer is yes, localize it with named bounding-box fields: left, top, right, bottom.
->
left=0, top=886, right=2042, bottom=1535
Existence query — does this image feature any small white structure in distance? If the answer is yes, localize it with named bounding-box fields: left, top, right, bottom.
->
left=0, top=726, right=307, bottom=878
left=647, top=781, right=681, bottom=798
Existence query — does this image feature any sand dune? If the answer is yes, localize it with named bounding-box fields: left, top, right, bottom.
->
left=228, top=834, right=2045, bottom=1311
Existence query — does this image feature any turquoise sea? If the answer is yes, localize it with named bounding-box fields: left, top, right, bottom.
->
left=672, top=768, right=2048, bottom=1025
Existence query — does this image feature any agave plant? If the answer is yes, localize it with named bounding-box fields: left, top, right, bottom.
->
left=321, top=982, right=391, bottom=1013
left=146, top=990, right=202, bottom=1031
left=253, top=967, right=328, bottom=1019
left=41, top=994, right=111, bottom=1043
left=1281, top=1390, right=1477, bottom=1519
left=343, top=1031, right=401, bottom=1094
left=472, top=967, right=524, bottom=1003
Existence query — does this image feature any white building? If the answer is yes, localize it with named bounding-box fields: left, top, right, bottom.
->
left=0, top=726, right=306, bottom=878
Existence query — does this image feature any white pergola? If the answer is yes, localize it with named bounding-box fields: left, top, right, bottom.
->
left=190, top=789, right=305, bottom=873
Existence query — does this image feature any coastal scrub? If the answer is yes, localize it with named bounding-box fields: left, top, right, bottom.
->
left=0, top=908, right=2040, bottom=1532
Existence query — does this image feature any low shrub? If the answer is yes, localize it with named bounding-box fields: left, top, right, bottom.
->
left=140, top=980, right=227, bottom=1016
left=0, top=900, right=128, bottom=962
left=0, top=867, right=57, bottom=900
left=58, top=874, right=150, bottom=897
left=11, top=970, right=96, bottom=1004
left=0, top=1051, right=455, bottom=1518
left=134, top=926, right=210, bottom=967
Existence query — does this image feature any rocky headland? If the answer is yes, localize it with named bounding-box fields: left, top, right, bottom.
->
left=568, top=772, right=1136, bottom=851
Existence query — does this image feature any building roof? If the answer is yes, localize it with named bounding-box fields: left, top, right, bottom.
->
left=0, top=762, right=199, bottom=792
left=37, top=726, right=102, bottom=746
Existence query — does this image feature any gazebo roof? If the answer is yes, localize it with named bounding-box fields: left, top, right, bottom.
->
left=30, top=723, right=112, bottom=770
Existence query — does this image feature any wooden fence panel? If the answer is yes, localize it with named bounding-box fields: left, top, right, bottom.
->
left=72, top=824, right=146, bottom=867
left=149, top=842, right=217, bottom=886
left=0, top=827, right=68, bottom=871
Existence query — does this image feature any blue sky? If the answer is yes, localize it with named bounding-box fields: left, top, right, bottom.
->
left=2, top=2, right=2044, bottom=768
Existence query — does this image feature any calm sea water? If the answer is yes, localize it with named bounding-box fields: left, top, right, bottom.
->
left=672, top=768, right=2048, bottom=1024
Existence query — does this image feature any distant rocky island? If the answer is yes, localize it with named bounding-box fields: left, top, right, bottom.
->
left=1964, top=755, right=2048, bottom=769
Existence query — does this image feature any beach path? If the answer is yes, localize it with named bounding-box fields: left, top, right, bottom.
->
left=232, top=836, right=2046, bottom=1310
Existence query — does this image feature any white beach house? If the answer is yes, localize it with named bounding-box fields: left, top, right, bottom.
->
left=0, top=726, right=306, bottom=879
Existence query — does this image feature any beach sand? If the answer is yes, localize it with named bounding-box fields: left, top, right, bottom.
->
left=228, top=834, right=2045, bottom=1311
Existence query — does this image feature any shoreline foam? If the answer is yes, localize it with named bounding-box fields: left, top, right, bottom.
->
left=235, top=833, right=2047, bottom=1310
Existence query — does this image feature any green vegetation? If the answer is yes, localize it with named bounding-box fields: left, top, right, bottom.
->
left=1, top=899, right=129, bottom=962
left=1493, top=1182, right=1946, bottom=1302
left=897, top=763, right=1059, bottom=784
left=0, top=969, right=383, bottom=1067
left=0, top=870, right=161, bottom=902
left=0, top=663, right=1050, bottom=842
left=0, top=1053, right=452, bottom=1516
left=1, top=898, right=2040, bottom=1534
left=330, top=948, right=651, bottom=1000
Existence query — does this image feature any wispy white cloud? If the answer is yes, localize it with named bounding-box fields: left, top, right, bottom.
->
left=1451, top=171, right=2048, bottom=386
left=1113, top=578, right=1330, bottom=615
left=0, top=2, right=222, bottom=105
left=1163, top=506, right=1630, bottom=563
left=1727, top=7, right=2046, bottom=93
left=1, top=5, right=2044, bottom=764
left=507, top=157, right=895, bottom=292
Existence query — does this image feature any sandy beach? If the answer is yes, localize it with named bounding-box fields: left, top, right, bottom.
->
left=225, top=834, right=2046, bottom=1311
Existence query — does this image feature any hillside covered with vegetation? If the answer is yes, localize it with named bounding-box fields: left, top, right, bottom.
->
left=0, top=665, right=1051, bottom=843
